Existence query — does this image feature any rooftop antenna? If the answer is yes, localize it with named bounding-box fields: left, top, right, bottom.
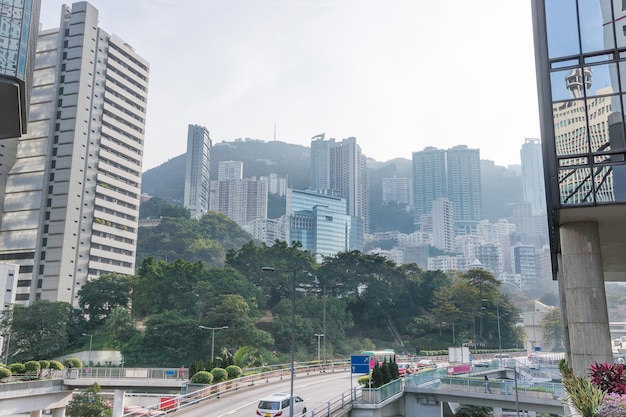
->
left=273, top=123, right=276, bottom=141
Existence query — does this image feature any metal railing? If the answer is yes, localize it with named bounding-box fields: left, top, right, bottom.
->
left=358, top=378, right=403, bottom=404
left=405, top=373, right=565, bottom=400
left=120, top=361, right=350, bottom=416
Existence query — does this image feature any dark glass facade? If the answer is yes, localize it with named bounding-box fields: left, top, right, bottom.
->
left=534, top=0, right=626, bottom=207
left=0, top=0, right=41, bottom=138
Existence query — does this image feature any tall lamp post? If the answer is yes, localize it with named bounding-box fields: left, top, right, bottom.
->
left=199, top=325, right=229, bottom=363
left=314, top=333, right=324, bottom=362
left=262, top=266, right=296, bottom=417
left=1, top=332, right=9, bottom=364
left=496, top=302, right=503, bottom=366
left=82, top=333, right=93, bottom=368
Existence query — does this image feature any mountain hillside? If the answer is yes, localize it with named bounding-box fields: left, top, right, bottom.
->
left=141, top=140, right=523, bottom=228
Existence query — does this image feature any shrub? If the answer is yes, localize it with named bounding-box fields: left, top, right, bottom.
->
left=590, top=362, right=626, bottom=394
left=38, top=360, right=50, bottom=370
left=357, top=375, right=372, bottom=386
left=211, top=367, right=228, bottom=383
left=0, top=367, right=11, bottom=379
left=24, top=361, right=41, bottom=375
left=561, top=360, right=605, bottom=417
left=225, top=365, right=242, bottom=379
left=597, top=393, right=626, bottom=417
left=190, top=371, right=213, bottom=384
left=9, top=363, right=25, bottom=374
left=64, top=358, right=83, bottom=369
left=49, top=360, right=64, bottom=370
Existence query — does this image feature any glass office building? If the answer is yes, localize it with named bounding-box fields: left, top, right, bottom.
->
left=531, top=0, right=623, bottom=373
left=0, top=0, right=41, bottom=138
left=286, top=188, right=363, bottom=260
left=533, top=0, right=626, bottom=209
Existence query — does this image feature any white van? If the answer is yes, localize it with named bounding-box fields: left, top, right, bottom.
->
left=256, top=393, right=307, bottom=417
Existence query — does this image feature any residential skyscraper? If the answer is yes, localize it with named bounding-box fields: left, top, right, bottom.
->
left=218, top=160, right=243, bottom=181
left=209, top=177, right=267, bottom=227
left=0, top=0, right=41, bottom=138
left=431, top=197, right=455, bottom=252
left=184, top=124, right=211, bottom=219
left=520, top=138, right=547, bottom=215
left=0, top=2, right=149, bottom=306
left=412, top=145, right=481, bottom=229
left=511, top=244, right=537, bottom=293
left=446, top=145, right=482, bottom=229
left=412, top=147, right=447, bottom=228
left=310, top=134, right=370, bottom=233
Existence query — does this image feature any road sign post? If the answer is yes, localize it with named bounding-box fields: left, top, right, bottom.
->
left=350, top=355, right=370, bottom=374
left=350, top=354, right=370, bottom=400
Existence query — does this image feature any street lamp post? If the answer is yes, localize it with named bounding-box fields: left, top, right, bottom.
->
left=199, top=325, right=228, bottom=364
left=496, top=302, right=503, bottom=366
left=323, top=286, right=327, bottom=368
left=82, top=333, right=93, bottom=369
left=451, top=323, right=455, bottom=346
left=314, top=333, right=324, bottom=362
left=1, top=332, right=9, bottom=364
left=262, top=266, right=296, bottom=417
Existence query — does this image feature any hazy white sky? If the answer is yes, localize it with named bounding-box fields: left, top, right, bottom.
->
left=39, top=0, right=541, bottom=171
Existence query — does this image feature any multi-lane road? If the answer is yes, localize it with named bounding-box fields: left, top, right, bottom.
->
left=174, top=371, right=359, bottom=417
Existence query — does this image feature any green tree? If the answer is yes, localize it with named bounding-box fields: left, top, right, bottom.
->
left=2, top=301, right=73, bottom=361
left=455, top=405, right=493, bottom=417
left=104, top=307, right=135, bottom=346
left=78, top=274, right=132, bottom=326
left=132, top=258, right=205, bottom=318
left=121, top=310, right=204, bottom=367
left=66, top=383, right=112, bottom=417
left=541, top=307, right=564, bottom=351
left=205, top=294, right=274, bottom=351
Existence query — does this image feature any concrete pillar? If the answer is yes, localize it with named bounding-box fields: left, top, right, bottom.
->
left=51, top=407, right=66, bottom=417
left=112, top=389, right=125, bottom=417
left=29, top=411, right=42, bottom=417
left=560, top=221, right=613, bottom=375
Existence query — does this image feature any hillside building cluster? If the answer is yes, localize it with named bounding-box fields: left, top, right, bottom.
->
left=0, top=0, right=554, bottom=316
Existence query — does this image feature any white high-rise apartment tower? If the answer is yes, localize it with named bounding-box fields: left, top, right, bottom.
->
left=218, top=161, right=243, bottom=181
left=0, top=2, right=149, bottom=306
left=520, top=138, right=547, bottom=215
left=184, top=125, right=211, bottom=219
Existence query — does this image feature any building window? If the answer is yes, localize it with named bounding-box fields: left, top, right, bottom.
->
left=39, top=264, right=44, bottom=274
left=19, top=265, right=33, bottom=273
left=15, top=294, right=30, bottom=301
left=17, top=280, right=30, bottom=287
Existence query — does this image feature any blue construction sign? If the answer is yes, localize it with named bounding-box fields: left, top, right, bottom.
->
left=351, top=354, right=370, bottom=374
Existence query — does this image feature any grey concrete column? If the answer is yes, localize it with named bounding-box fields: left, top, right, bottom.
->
left=52, top=407, right=66, bottom=417
left=557, top=253, right=572, bottom=366
left=112, top=389, right=125, bottom=417
left=29, top=411, right=42, bottom=417
left=560, top=221, right=612, bottom=376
